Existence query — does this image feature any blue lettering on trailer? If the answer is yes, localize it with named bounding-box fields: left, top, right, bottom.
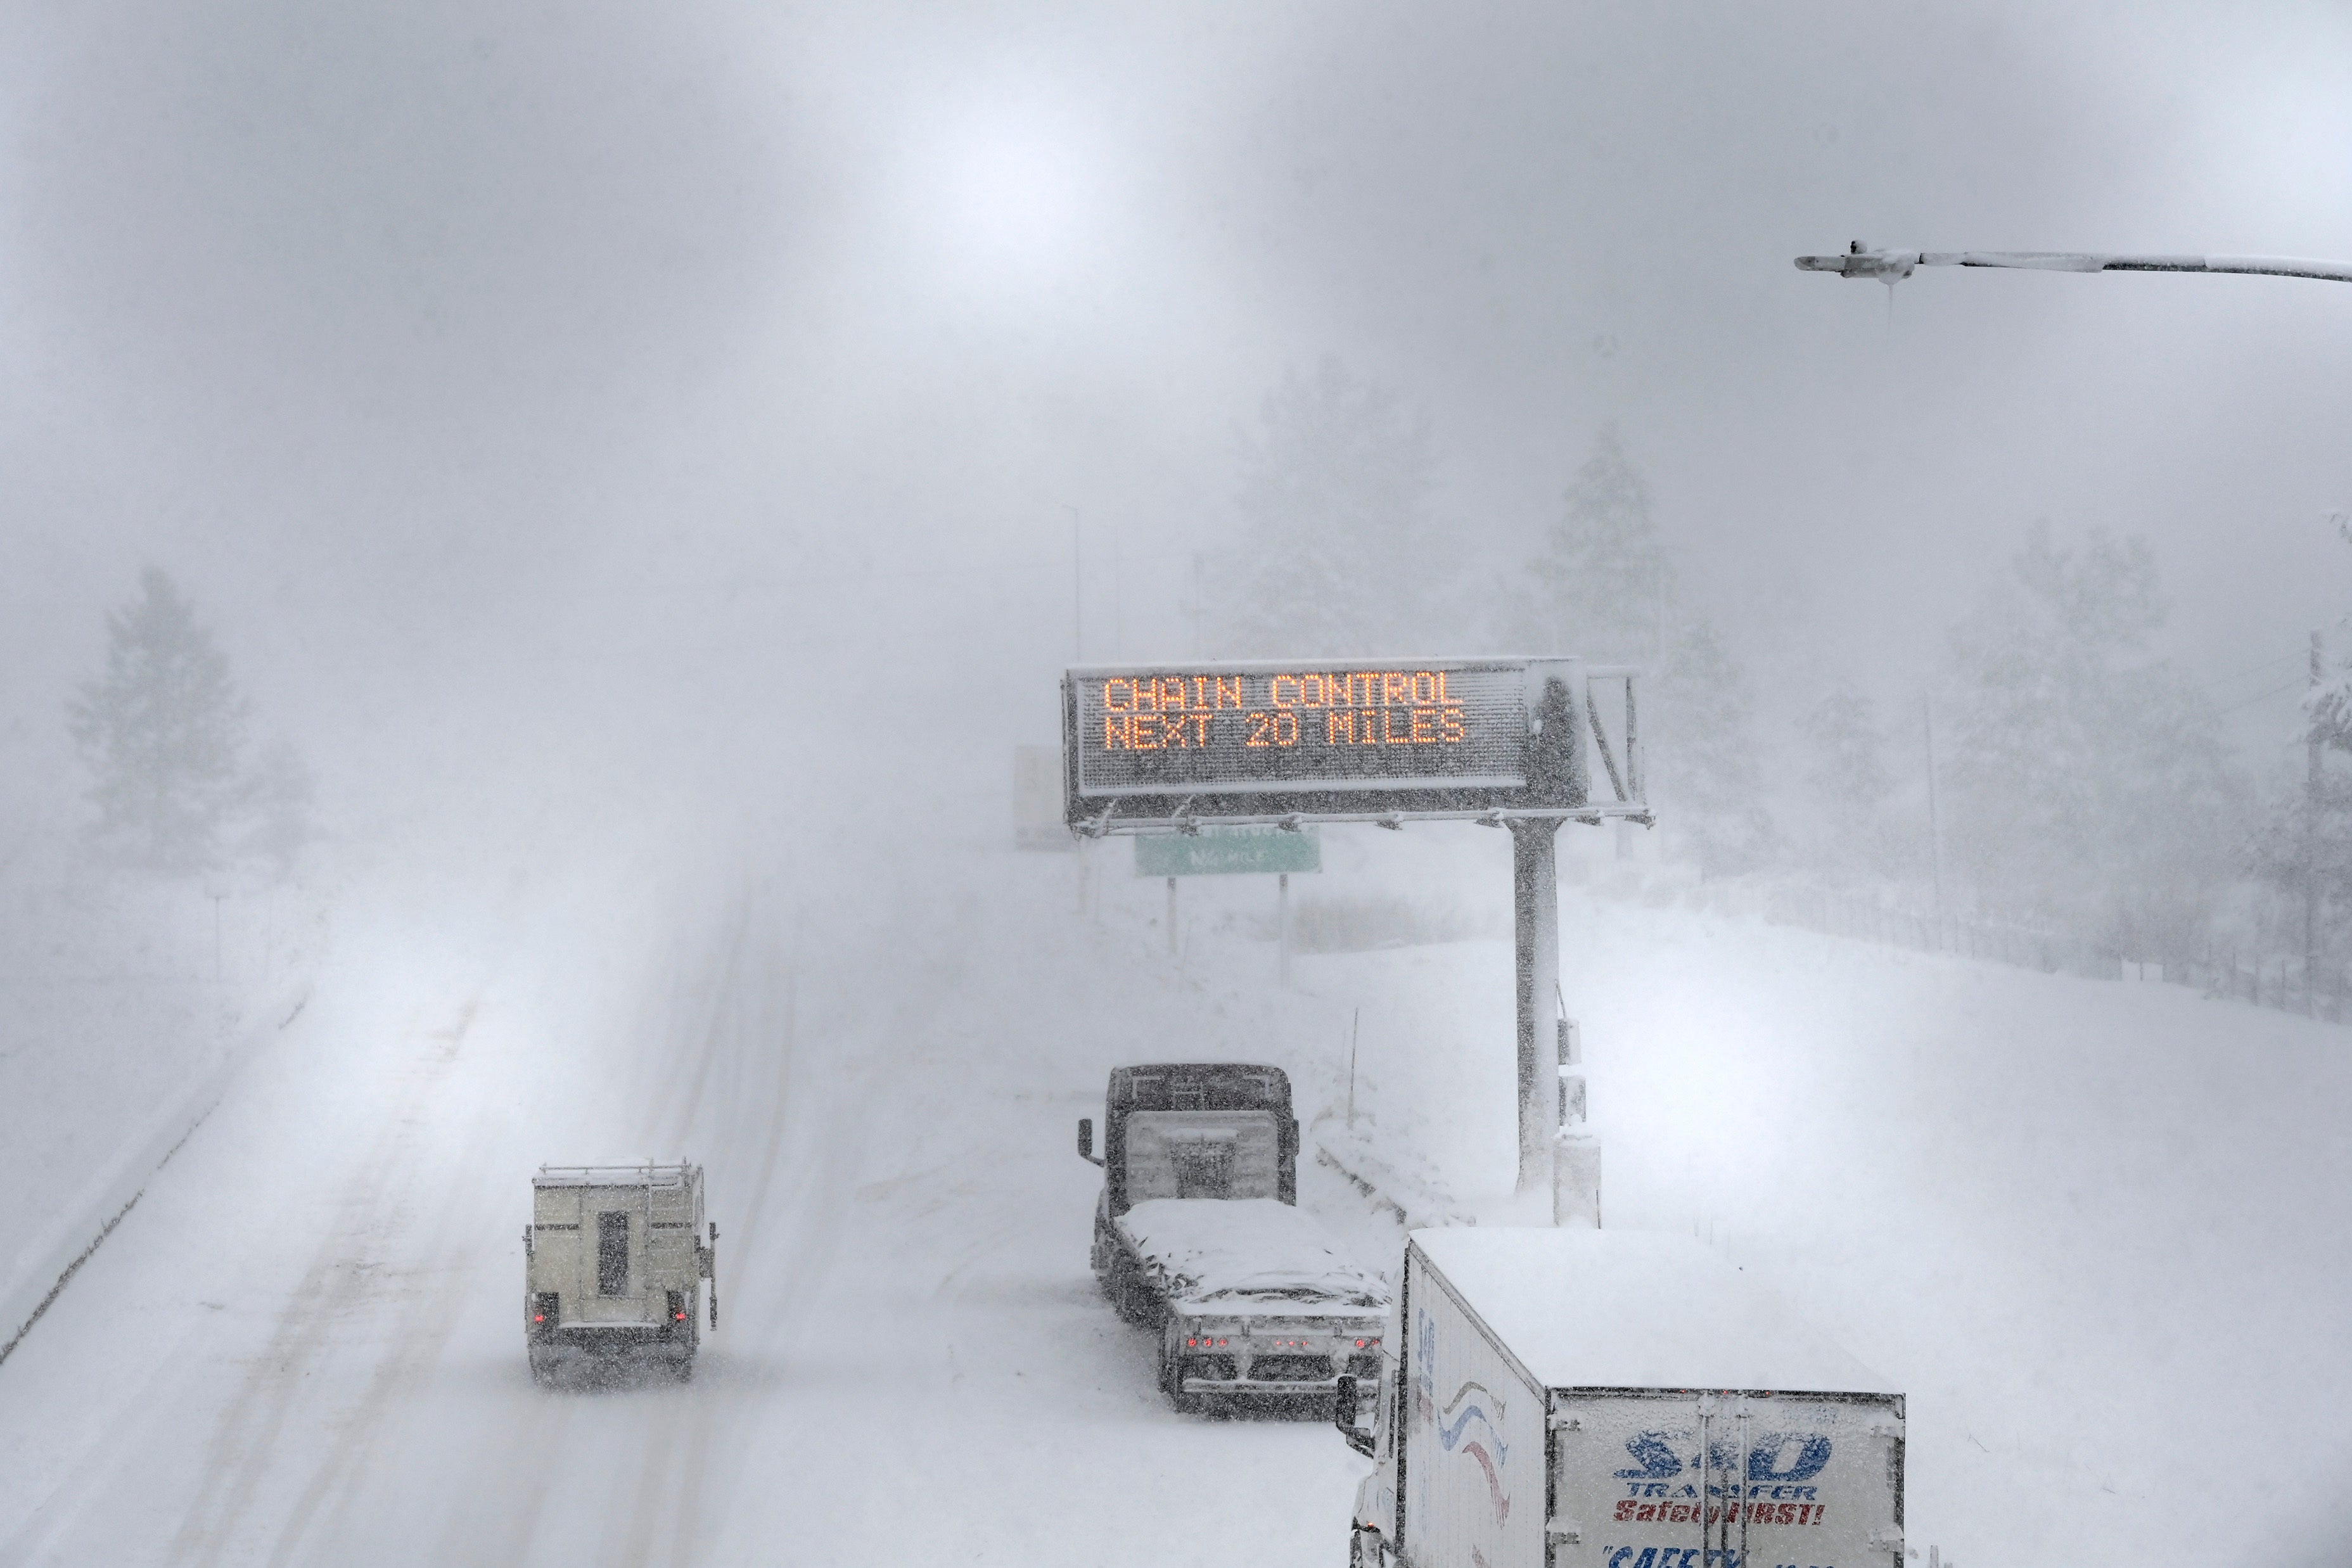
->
left=1614, top=1432, right=1685, bottom=1479
left=1745, top=1433, right=1831, bottom=1484
left=1612, top=1432, right=1833, bottom=1484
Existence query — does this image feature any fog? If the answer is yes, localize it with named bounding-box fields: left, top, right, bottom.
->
left=4, top=3, right=2351, bottom=1563
left=10, top=2, right=2351, bottom=805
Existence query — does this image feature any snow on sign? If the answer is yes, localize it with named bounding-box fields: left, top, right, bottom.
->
left=1063, top=657, right=1636, bottom=833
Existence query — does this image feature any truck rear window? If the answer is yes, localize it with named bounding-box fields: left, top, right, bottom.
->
left=598, top=1212, right=630, bottom=1296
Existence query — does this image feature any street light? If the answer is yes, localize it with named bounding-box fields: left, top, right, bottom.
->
left=1796, top=241, right=2352, bottom=286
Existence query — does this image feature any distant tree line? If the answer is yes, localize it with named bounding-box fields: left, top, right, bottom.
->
left=1211, top=354, right=2329, bottom=968
left=67, top=567, right=313, bottom=880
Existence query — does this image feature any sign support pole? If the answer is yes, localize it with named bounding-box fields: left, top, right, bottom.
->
left=1166, top=876, right=1179, bottom=956
left=1278, top=872, right=1291, bottom=986
left=1510, top=819, right=1562, bottom=1194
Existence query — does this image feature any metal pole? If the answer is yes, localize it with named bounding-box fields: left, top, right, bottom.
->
left=1068, top=504, right=1082, bottom=661
left=2309, top=631, right=2323, bottom=985
left=1189, top=552, right=1205, bottom=657
left=1347, top=1008, right=1358, bottom=1128
left=1924, top=693, right=1946, bottom=928
left=1277, top=872, right=1291, bottom=986
left=1166, top=876, right=1178, bottom=957
left=1510, top=819, right=1563, bottom=1193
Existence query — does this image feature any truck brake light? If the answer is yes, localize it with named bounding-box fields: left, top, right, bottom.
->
left=534, top=1315, right=546, bottom=1323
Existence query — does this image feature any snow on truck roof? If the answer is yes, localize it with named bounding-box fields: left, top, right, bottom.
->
left=534, top=1163, right=700, bottom=1187
left=1120, top=1199, right=1390, bottom=1308
left=1412, top=1228, right=1896, bottom=1396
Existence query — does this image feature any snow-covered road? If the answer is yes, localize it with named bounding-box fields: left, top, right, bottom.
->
left=6, top=813, right=2349, bottom=1566
left=0, top=838, right=1383, bottom=1566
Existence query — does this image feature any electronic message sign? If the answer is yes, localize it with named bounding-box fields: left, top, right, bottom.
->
left=1063, top=658, right=1597, bottom=830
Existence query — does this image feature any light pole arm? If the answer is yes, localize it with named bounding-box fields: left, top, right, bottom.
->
left=1798, top=245, right=2352, bottom=285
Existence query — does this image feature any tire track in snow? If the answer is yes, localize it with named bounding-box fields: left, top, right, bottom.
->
left=611, top=885, right=843, bottom=1568
left=163, top=997, right=483, bottom=1568
left=257, top=1102, right=506, bottom=1567
left=617, top=884, right=898, bottom=1567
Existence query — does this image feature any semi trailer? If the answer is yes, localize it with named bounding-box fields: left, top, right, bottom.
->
left=1078, top=1062, right=1391, bottom=1413
left=1338, top=1228, right=1904, bottom=1568
left=524, top=1162, right=716, bottom=1385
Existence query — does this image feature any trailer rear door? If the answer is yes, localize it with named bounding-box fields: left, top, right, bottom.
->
left=1554, top=1389, right=1901, bottom=1568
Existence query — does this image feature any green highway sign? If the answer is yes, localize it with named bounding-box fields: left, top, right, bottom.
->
left=1133, top=826, right=1320, bottom=877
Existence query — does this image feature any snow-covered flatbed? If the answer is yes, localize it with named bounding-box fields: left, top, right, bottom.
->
left=1116, top=1197, right=1388, bottom=1311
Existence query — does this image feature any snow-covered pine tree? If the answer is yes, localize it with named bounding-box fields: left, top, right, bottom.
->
left=1519, top=426, right=1673, bottom=665
left=1944, top=523, right=2239, bottom=955
left=67, top=568, right=252, bottom=876
left=1218, top=356, right=1450, bottom=658
left=2246, top=767, right=2352, bottom=958
left=1512, top=429, right=1772, bottom=873
left=1654, top=620, right=1777, bottom=878
left=1801, top=691, right=1897, bottom=875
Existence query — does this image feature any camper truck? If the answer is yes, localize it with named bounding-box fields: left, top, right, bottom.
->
left=524, top=1163, right=716, bottom=1384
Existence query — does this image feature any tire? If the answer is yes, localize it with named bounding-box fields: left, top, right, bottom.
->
left=1108, top=1261, right=1150, bottom=1324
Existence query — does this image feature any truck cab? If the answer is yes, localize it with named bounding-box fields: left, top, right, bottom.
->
left=1085, top=1061, right=1296, bottom=1206
left=524, top=1163, right=716, bottom=1386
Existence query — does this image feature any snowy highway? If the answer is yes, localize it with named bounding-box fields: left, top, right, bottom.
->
left=0, top=838, right=1384, bottom=1567
left=4, top=813, right=2351, bottom=1565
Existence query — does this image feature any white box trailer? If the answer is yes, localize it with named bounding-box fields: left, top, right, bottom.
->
left=525, top=1163, right=716, bottom=1384
left=1341, top=1229, right=1903, bottom=1568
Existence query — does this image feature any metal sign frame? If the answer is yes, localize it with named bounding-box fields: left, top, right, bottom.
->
left=1061, top=657, right=1647, bottom=836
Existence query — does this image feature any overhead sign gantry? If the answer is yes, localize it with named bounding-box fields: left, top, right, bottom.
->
left=1062, top=656, right=1648, bottom=1211
left=1062, top=658, right=1648, bottom=833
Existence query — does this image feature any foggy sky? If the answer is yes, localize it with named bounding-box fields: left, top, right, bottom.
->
left=6, top=1, right=2350, bottom=833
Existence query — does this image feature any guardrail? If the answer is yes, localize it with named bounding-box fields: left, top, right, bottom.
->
left=1765, top=885, right=2351, bottom=1028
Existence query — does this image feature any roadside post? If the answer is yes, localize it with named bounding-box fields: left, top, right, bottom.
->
left=1066, top=657, right=1647, bottom=1205
left=1278, top=872, right=1291, bottom=985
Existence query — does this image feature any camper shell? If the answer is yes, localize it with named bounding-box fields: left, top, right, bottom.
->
left=524, top=1163, right=715, bottom=1384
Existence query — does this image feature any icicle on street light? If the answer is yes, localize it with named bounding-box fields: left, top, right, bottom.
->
left=1796, top=240, right=2352, bottom=286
